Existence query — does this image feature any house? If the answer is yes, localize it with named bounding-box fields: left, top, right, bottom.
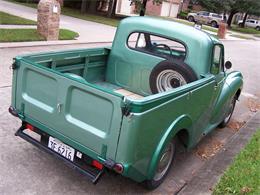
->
left=116, top=0, right=183, bottom=18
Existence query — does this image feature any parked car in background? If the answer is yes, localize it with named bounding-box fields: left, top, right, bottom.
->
left=238, top=19, right=260, bottom=30
left=187, top=11, right=226, bottom=28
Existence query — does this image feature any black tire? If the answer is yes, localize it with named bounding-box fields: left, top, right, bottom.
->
left=219, top=97, right=236, bottom=128
left=149, top=61, right=198, bottom=94
left=188, top=16, right=194, bottom=22
left=238, top=23, right=243, bottom=27
left=256, top=26, right=260, bottom=31
left=211, top=21, right=218, bottom=28
left=144, top=138, right=177, bottom=190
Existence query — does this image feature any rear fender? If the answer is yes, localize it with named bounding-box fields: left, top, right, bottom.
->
left=147, top=114, right=192, bottom=179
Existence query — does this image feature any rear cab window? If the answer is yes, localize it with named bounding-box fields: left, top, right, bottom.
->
left=128, top=32, right=186, bottom=60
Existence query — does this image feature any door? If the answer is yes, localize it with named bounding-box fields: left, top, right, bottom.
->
left=196, top=11, right=210, bottom=24
left=209, top=44, right=226, bottom=124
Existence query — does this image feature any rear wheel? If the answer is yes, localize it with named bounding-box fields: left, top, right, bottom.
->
left=219, top=97, right=236, bottom=128
left=144, top=139, right=176, bottom=190
left=188, top=16, right=194, bottom=22
left=211, top=21, right=218, bottom=28
left=256, top=26, right=260, bottom=31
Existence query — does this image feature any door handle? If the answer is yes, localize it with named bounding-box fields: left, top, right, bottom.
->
left=214, top=84, right=219, bottom=90
left=57, top=103, right=62, bottom=113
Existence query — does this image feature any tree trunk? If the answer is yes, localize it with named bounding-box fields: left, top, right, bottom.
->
left=241, top=12, right=248, bottom=28
left=227, top=10, right=238, bottom=27
left=81, top=0, right=87, bottom=13
left=140, top=0, right=147, bottom=16
left=107, top=0, right=117, bottom=17
left=88, top=0, right=97, bottom=14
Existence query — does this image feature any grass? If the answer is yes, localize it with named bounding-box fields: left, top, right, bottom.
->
left=0, top=29, right=78, bottom=42
left=0, top=11, right=36, bottom=25
left=213, top=130, right=260, bottom=195
left=5, top=0, right=120, bottom=27
left=5, top=0, right=37, bottom=8
left=4, top=0, right=218, bottom=32
left=168, top=17, right=218, bottom=33
left=61, top=7, right=120, bottom=27
left=7, top=0, right=260, bottom=37
left=230, top=34, right=253, bottom=40
left=230, top=25, right=260, bottom=35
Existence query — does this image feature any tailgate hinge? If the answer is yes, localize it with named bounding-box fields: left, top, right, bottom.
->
left=121, top=100, right=131, bottom=116
left=121, top=105, right=130, bottom=116
left=11, top=61, right=18, bottom=69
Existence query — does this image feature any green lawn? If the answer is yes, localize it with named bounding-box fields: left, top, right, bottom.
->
left=61, top=7, right=119, bottom=27
left=213, top=130, right=260, bottom=194
left=0, top=29, right=78, bottom=42
left=0, top=11, right=36, bottom=25
left=6, top=0, right=259, bottom=37
left=5, top=0, right=120, bottom=27
left=230, top=34, right=253, bottom=40
left=230, top=25, right=260, bottom=35
left=168, top=17, right=218, bottom=33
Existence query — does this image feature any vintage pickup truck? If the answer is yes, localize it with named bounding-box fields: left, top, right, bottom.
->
left=9, top=17, right=243, bottom=189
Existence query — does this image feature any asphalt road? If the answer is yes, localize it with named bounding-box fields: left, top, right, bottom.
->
left=0, top=40, right=259, bottom=194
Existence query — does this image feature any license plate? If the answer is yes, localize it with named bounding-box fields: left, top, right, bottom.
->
left=48, top=136, right=75, bottom=162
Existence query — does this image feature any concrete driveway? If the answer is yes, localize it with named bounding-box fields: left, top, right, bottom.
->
left=0, top=0, right=116, bottom=42
left=0, top=40, right=259, bottom=194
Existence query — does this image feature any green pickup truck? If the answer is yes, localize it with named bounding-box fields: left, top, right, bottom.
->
left=9, top=17, right=243, bottom=189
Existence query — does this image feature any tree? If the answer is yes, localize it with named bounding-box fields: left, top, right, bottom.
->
left=240, top=0, right=260, bottom=27
left=81, top=0, right=87, bottom=13
left=131, top=0, right=162, bottom=16
left=195, top=0, right=239, bottom=27
left=196, top=0, right=260, bottom=27
left=107, top=0, right=118, bottom=17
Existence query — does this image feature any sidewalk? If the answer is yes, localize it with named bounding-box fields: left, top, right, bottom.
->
left=178, top=111, right=260, bottom=194
left=0, top=0, right=116, bottom=43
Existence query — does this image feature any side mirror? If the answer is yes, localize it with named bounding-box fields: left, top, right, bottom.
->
left=225, top=61, right=232, bottom=69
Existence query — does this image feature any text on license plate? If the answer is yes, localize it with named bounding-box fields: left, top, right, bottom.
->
left=48, top=136, right=75, bottom=162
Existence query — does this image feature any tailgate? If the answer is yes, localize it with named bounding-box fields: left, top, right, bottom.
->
left=13, top=59, right=123, bottom=160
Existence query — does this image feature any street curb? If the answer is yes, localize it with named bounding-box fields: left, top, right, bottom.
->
left=0, top=40, right=113, bottom=49
left=177, top=111, right=260, bottom=195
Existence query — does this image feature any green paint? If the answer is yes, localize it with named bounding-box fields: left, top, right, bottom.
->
left=11, top=17, right=243, bottom=184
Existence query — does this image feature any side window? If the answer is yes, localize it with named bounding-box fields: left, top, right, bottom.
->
left=211, top=45, right=223, bottom=74
left=128, top=32, right=146, bottom=49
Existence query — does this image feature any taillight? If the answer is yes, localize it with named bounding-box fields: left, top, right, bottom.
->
left=92, top=160, right=103, bottom=170
left=26, top=123, right=35, bottom=131
left=113, top=163, right=124, bottom=174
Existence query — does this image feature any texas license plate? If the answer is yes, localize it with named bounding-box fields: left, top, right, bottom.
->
left=48, top=136, right=75, bottom=162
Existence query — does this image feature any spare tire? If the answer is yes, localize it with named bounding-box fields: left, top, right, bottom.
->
left=149, top=60, right=198, bottom=94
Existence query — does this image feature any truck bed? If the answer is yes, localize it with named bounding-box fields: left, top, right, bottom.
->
left=21, top=47, right=145, bottom=100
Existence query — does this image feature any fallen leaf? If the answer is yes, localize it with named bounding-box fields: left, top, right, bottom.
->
left=247, top=98, right=260, bottom=112
left=240, top=186, right=251, bottom=194
left=195, top=138, right=223, bottom=160
left=227, top=120, right=246, bottom=131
